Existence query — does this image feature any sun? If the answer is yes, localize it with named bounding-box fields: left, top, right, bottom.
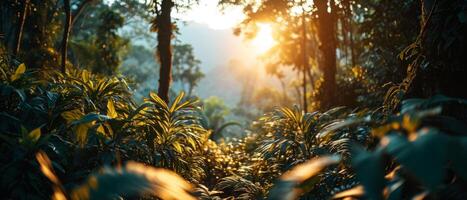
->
left=251, top=23, right=276, bottom=54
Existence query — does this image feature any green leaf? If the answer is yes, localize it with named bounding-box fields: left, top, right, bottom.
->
left=388, top=129, right=451, bottom=190
left=458, top=11, right=467, bottom=23
left=351, top=146, right=385, bottom=200
left=170, top=92, right=185, bottom=113
left=71, top=113, right=110, bottom=126
left=449, top=137, right=467, bottom=180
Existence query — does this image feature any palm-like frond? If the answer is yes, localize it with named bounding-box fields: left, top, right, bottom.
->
left=216, top=175, right=265, bottom=200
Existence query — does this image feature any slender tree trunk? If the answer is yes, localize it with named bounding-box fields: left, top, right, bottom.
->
left=343, top=0, right=356, bottom=67
left=278, top=76, right=287, bottom=104
left=316, top=0, right=337, bottom=109
left=301, top=8, right=308, bottom=112
left=156, top=0, right=174, bottom=103
left=61, top=0, right=71, bottom=73
left=188, top=84, right=193, bottom=97
left=71, top=0, right=93, bottom=27
left=13, top=0, right=30, bottom=56
left=307, top=66, right=315, bottom=91
left=295, top=70, right=303, bottom=107
left=349, top=22, right=356, bottom=67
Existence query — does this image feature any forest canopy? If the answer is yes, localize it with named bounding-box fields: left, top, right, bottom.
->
left=1, top=0, right=467, bottom=199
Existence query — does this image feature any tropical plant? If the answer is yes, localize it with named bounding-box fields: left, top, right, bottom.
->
left=36, top=151, right=196, bottom=200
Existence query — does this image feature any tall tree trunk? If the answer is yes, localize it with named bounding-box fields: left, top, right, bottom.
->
left=187, top=84, right=193, bottom=97
left=278, top=76, right=287, bottom=105
left=301, top=7, right=308, bottom=112
left=307, top=66, right=315, bottom=91
left=316, top=0, right=337, bottom=109
left=343, top=0, right=356, bottom=67
left=13, top=0, right=30, bottom=56
left=156, top=0, right=174, bottom=103
left=61, top=0, right=71, bottom=73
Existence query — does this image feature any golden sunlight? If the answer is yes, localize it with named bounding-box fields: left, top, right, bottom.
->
left=251, top=23, right=276, bottom=54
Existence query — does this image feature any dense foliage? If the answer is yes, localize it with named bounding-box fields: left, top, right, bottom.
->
left=1, top=0, right=467, bottom=200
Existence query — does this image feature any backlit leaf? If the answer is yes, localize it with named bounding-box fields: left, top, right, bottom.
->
left=36, top=151, right=60, bottom=185
left=62, top=109, right=84, bottom=123
left=106, top=100, right=117, bottom=118
left=268, top=155, right=341, bottom=200
left=70, top=162, right=195, bottom=200
left=27, top=127, right=41, bottom=143
left=10, top=63, right=26, bottom=81
left=82, top=70, right=90, bottom=83
left=332, top=185, right=365, bottom=199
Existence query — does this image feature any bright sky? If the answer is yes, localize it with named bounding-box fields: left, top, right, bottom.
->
left=175, top=0, right=245, bottom=30
left=177, top=1, right=276, bottom=55
left=104, top=0, right=245, bottom=30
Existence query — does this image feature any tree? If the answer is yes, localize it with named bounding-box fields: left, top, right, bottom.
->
left=151, top=0, right=175, bottom=103
left=408, top=0, right=467, bottom=98
left=385, top=0, right=467, bottom=110
left=61, top=0, right=71, bottom=72
left=12, top=0, right=30, bottom=56
left=315, top=0, right=337, bottom=109
left=221, top=0, right=318, bottom=111
left=69, top=2, right=128, bottom=75
left=1, top=0, right=61, bottom=68
left=173, top=43, right=205, bottom=96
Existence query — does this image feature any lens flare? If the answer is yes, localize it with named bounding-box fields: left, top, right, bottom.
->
left=251, top=23, right=276, bottom=54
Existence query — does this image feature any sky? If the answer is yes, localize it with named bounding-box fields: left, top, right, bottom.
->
left=174, top=2, right=276, bottom=105
left=114, top=0, right=277, bottom=105
left=174, top=0, right=245, bottom=30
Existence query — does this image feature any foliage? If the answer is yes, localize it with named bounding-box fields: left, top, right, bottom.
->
left=0, top=57, right=208, bottom=199
left=4, top=58, right=464, bottom=200
left=334, top=95, right=467, bottom=200
left=1, top=1, right=467, bottom=200
left=70, top=2, right=129, bottom=75
left=172, top=43, right=205, bottom=96
left=36, top=151, right=196, bottom=200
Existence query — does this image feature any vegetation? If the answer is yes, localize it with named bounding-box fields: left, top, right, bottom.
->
left=1, top=0, right=467, bottom=200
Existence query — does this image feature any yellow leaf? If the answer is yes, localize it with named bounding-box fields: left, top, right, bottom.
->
left=97, top=125, right=106, bottom=135
left=61, top=109, right=83, bottom=123
left=28, top=127, right=41, bottom=143
left=280, top=155, right=341, bottom=183
left=76, top=123, right=92, bottom=146
left=36, top=151, right=60, bottom=185
left=36, top=152, right=67, bottom=200
left=82, top=70, right=90, bottom=83
left=125, top=162, right=196, bottom=200
left=402, top=115, right=418, bottom=133
left=52, top=189, right=67, bottom=200
left=173, top=142, right=183, bottom=153
left=412, top=191, right=429, bottom=200
left=107, top=99, right=117, bottom=118
left=332, top=185, right=365, bottom=199
left=10, top=63, right=26, bottom=81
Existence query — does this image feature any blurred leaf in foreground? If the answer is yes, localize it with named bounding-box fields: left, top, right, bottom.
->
left=268, top=155, right=341, bottom=200
left=37, top=151, right=195, bottom=200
